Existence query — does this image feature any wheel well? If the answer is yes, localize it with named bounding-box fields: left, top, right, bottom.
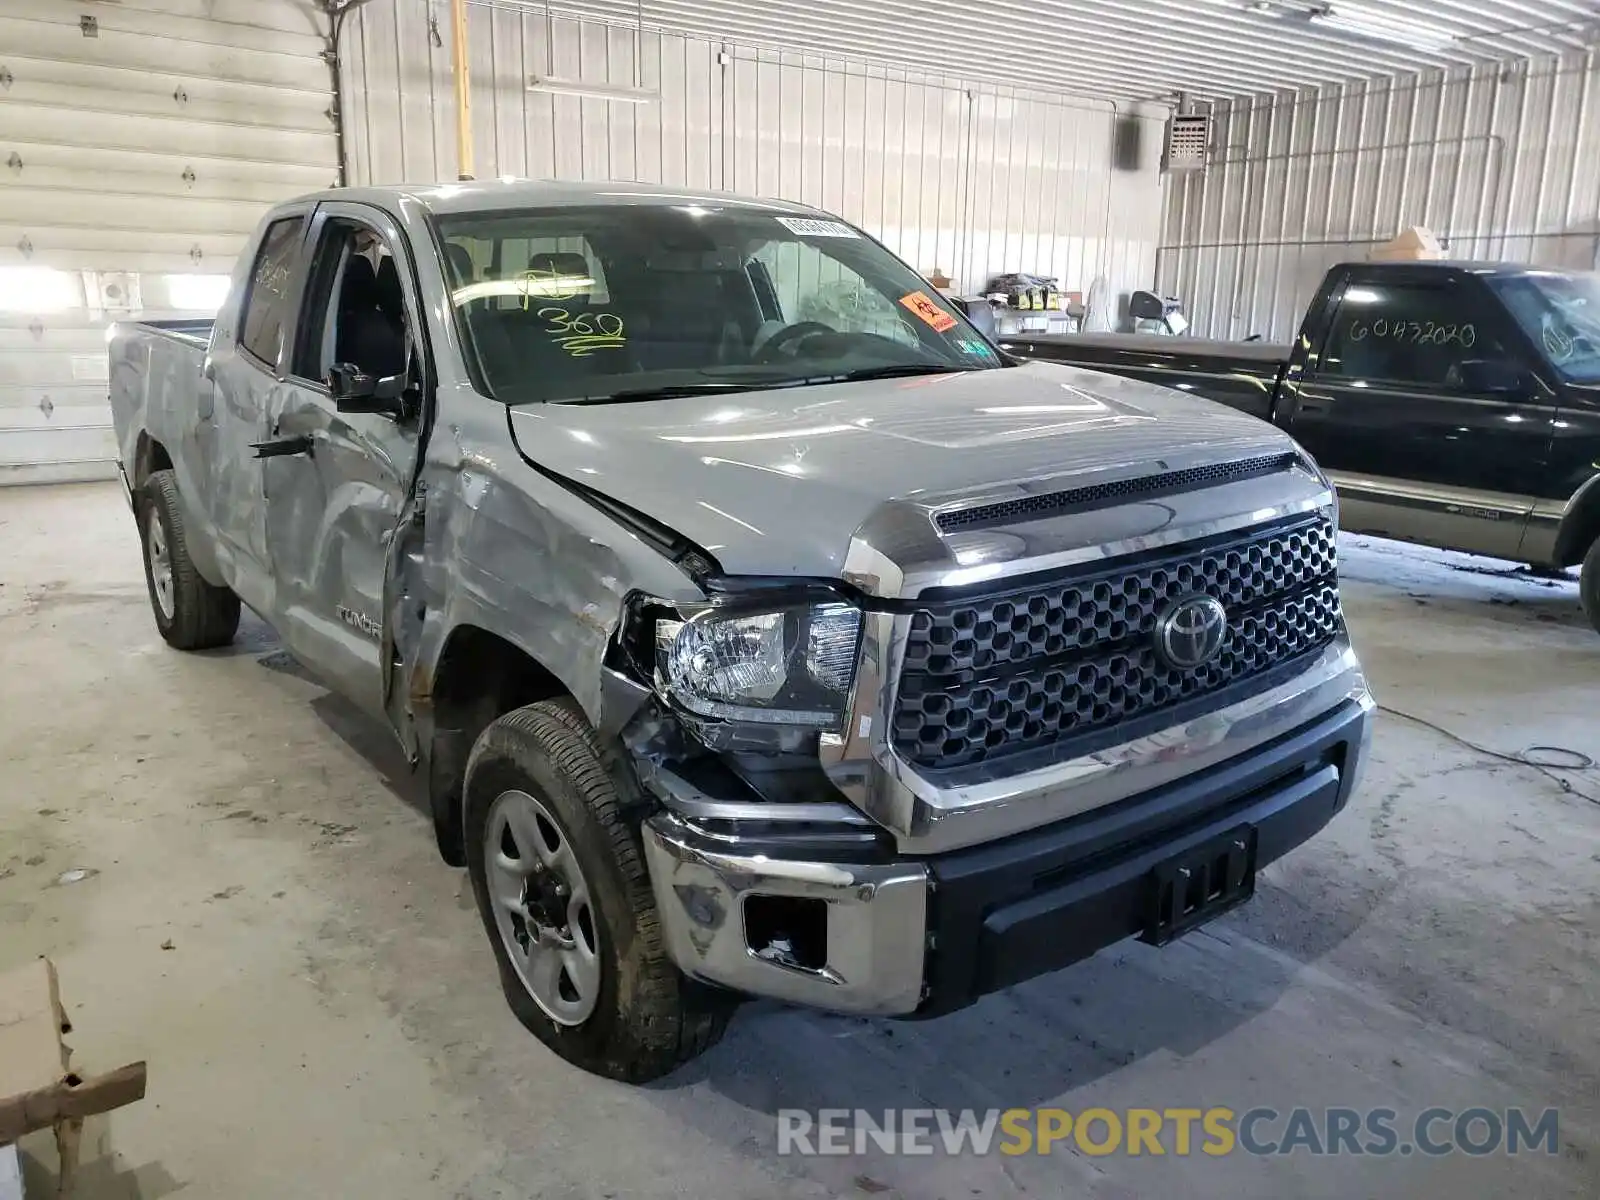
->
left=426, top=626, right=569, bottom=865
left=133, top=432, right=173, bottom=491
left=1554, top=484, right=1600, bottom=567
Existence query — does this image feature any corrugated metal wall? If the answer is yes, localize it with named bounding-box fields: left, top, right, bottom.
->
left=0, top=0, right=338, bottom=484
left=1159, top=49, right=1600, bottom=342
left=340, top=0, right=1167, bottom=311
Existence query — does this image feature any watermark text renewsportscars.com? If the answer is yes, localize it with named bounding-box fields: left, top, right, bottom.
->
left=776, top=1107, right=1560, bottom=1158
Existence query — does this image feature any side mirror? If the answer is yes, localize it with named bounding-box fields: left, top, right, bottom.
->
left=1454, top=358, right=1530, bottom=394
left=327, top=362, right=411, bottom=416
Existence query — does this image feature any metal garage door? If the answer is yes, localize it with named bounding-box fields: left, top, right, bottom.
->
left=0, top=0, right=338, bottom=485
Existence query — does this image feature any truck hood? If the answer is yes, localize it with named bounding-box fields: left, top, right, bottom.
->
left=507, top=360, right=1296, bottom=579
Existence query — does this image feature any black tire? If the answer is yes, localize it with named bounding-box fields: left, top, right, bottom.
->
left=464, top=698, right=732, bottom=1082
left=137, top=469, right=241, bottom=650
left=1581, top=536, right=1600, bottom=636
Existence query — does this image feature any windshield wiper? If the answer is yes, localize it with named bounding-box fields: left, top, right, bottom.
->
left=555, top=363, right=975, bottom=405
left=558, top=380, right=796, bottom=405
left=798, top=363, right=974, bottom=384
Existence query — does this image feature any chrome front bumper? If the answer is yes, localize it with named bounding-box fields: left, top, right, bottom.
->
left=640, top=811, right=930, bottom=1016
left=641, top=687, right=1372, bottom=1016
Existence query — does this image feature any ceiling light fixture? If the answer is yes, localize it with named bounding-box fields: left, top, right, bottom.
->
left=1198, top=0, right=1283, bottom=12
left=527, top=75, right=659, bottom=104
left=1308, top=5, right=1457, bottom=50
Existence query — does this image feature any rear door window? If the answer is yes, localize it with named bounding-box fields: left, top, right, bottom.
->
left=238, top=216, right=306, bottom=367
left=444, top=233, right=610, bottom=310
left=1317, top=280, right=1507, bottom=388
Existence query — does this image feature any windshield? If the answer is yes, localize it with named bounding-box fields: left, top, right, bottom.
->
left=433, top=204, right=1003, bottom=404
left=1488, top=270, right=1600, bottom=383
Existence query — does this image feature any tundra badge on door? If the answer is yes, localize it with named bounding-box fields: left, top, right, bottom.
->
left=337, top=605, right=381, bottom=639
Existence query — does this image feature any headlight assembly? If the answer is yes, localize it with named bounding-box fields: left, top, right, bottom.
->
left=1295, top=442, right=1339, bottom=528
left=653, top=600, right=862, bottom=730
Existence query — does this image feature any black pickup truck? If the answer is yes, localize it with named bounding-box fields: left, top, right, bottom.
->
left=1002, top=261, right=1600, bottom=632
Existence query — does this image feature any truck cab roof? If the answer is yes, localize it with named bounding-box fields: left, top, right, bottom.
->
left=1328, top=258, right=1583, bottom=279
left=287, top=178, right=834, bottom=218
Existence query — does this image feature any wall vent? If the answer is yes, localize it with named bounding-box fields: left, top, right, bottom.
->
left=83, top=271, right=142, bottom=314
left=1164, top=113, right=1211, bottom=172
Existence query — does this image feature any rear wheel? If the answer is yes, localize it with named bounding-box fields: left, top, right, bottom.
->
left=138, top=469, right=240, bottom=650
left=1581, top=537, right=1600, bottom=635
left=464, top=698, right=732, bottom=1082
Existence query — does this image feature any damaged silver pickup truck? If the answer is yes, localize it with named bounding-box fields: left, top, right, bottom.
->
left=110, top=181, right=1373, bottom=1081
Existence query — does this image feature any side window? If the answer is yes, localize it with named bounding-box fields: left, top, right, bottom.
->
left=754, top=240, right=918, bottom=347
left=238, top=217, right=305, bottom=367
left=1318, top=281, right=1506, bottom=388
left=291, top=220, right=411, bottom=383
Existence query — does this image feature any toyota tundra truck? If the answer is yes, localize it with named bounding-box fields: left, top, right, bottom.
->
left=109, top=181, right=1373, bottom=1081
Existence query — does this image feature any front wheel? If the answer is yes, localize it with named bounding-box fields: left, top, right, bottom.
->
left=464, top=698, right=732, bottom=1082
left=1580, top=537, right=1600, bottom=635
left=138, top=469, right=240, bottom=650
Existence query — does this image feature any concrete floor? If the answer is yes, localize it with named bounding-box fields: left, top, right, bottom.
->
left=1, top=481, right=1596, bottom=1199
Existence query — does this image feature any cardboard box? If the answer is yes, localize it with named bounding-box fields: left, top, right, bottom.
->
left=1369, top=225, right=1446, bottom=261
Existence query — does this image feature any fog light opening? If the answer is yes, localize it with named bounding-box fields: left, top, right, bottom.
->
left=744, top=895, right=828, bottom=972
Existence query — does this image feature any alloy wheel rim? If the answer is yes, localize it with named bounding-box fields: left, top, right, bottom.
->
left=484, top=789, right=601, bottom=1026
left=146, top=510, right=175, bottom=620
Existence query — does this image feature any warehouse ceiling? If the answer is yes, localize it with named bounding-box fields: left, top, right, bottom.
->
left=478, top=0, right=1599, bottom=101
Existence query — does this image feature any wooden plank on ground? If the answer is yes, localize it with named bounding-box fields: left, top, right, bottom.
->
left=0, top=958, right=148, bottom=1196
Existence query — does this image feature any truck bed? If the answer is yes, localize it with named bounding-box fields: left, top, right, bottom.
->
left=108, top=319, right=216, bottom=497
left=998, top=332, right=1291, bottom=422
left=130, top=318, right=216, bottom=348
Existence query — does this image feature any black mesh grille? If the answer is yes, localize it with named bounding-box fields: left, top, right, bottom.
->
left=892, top=516, right=1340, bottom=772
left=934, top=453, right=1298, bottom=533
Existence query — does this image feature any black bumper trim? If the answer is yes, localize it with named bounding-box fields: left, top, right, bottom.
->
left=913, top=697, right=1368, bottom=1016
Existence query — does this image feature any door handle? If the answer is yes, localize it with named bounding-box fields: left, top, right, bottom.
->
left=1298, top=397, right=1333, bottom=417
left=251, top=435, right=314, bottom=459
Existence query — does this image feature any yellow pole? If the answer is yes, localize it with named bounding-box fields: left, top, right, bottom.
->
left=451, top=0, right=475, bottom=180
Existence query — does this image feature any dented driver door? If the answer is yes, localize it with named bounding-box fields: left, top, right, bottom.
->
left=260, top=201, right=423, bottom=721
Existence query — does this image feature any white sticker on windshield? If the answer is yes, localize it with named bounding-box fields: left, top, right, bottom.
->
left=775, top=217, right=860, bottom=239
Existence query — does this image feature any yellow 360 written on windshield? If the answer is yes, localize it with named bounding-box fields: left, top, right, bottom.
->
left=538, top=307, right=627, bottom=358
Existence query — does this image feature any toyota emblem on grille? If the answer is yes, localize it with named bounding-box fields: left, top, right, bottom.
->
left=1154, top=594, right=1228, bottom=670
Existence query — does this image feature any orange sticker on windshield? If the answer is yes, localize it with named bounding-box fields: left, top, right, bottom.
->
left=900, top=291, right=957, bottom=332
